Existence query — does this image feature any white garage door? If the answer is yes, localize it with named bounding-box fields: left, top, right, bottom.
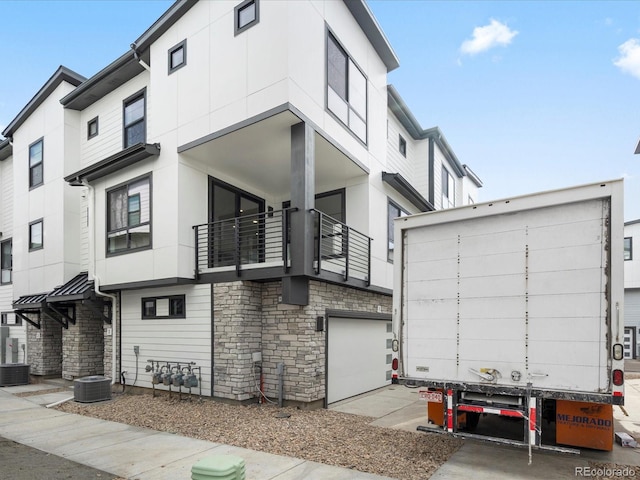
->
left=327, top=315, right=392, bottom=404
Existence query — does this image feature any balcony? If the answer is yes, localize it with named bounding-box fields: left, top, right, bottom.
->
left=193, top=209, right=370, bottom=286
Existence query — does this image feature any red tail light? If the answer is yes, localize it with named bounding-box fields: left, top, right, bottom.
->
left=613, top=369, right=624, bottom=386
left=392, top=358, right=398, bottom=371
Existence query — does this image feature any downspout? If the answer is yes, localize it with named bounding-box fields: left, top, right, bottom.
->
left=130, top=43, right=151, bottom=72
left=82, top=180, right=119, bottom=385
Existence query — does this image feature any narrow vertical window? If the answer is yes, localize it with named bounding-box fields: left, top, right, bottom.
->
left=388, top=201, right=408, bottom=262
left=399, top=135, right=407, bottom=157
left=625, top=237, right=633, bottom=261
left=168, top=40, right=187, bottom=74
left=0, top=239, right=11, bottom=284
left=123, top=91, right=146, bottom=148
left=29, top=220, right=43, bottom=251
left=87, top=117, right=99, bottom=139
left=29, top=138, right=43, bottom=188
left=442, top=166, right=455, bottom=209
left=235, top=0, right=259, bottom=35
left=326, top=32, right=367, bottom=143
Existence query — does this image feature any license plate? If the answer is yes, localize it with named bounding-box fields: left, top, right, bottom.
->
left=419, top=390, right=442, bottom=403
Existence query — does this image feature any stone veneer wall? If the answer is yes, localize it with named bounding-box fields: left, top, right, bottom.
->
left=62, top=304, right=104, bottom=380
left=27, top=317, right=62, bottom=376
left=213, top=281, right=262, bottom=401
left=212, top=279, right=391, bottom=405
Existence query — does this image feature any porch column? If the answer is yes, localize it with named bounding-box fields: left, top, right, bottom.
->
left=284, top=122, right=315, bottom=305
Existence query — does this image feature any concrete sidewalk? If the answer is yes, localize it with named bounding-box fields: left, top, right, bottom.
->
left=0, top=386, right=394, bottom=480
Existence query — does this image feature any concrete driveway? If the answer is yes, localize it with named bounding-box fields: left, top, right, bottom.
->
left=330, top=376, right=640, bottom=479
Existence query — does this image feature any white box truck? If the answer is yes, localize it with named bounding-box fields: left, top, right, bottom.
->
left=391, top=180, right=625, bottom=452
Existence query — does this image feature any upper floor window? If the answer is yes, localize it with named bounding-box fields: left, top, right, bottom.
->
left=29, top=219, right=43, bottom=251
left=168, top=40, right=187, bottom=74
left=88, top=117, right=99, bottom=140
left=625, top=237, right=633, bottom=261
left=29, top=138, right=43, bottom=188
left=388, top=200, right=408, bottom=262
left=0, top=239, right=11, bottom=284
left=235, top=0, right=259, bottom=35
left=327, top=32, right=367, bottom=144
left=442, top=166, right=455, bottom=209
left=107, top=175, right=151, bottom=255
left=123, top=90, right=146, bottom=148
left=399, top=135, right=407, bottom=157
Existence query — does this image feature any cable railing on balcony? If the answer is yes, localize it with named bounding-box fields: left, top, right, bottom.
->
left=312, top=209, right=371, bottom=285
left=193, top=208, right=292, bottom=277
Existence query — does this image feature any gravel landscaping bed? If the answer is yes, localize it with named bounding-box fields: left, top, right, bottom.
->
left=57, top=391, right=462, bottom=480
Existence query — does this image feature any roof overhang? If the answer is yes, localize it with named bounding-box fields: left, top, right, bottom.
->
left=65, top=142, right=160, bottom=184
left=12, top=293, right=49, bottom=311
left=343, top=0, right=399, bottom=72
left=2, top=66, right=85, bottom=137
left=47, top=272, right=94, bottom=303
left=0, top=138, right=11, bottom=161
left=382, top=172, right=434, bottom=212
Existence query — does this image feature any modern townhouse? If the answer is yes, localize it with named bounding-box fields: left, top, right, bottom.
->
left=624, top=219, right=640, bottom=358
left=0, top=0, right=480, bottom=406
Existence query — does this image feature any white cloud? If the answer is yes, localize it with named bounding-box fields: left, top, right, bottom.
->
left=614, top=39, right=640, bottom=79
left=460, top=19, right=518, bottom=56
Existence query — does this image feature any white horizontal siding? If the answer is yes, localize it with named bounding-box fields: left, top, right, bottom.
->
left=1, top=158, right=13, bottom=237
left=120, top=284, right=211, bottom=394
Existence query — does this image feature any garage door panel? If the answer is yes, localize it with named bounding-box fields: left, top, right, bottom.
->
left=327, top=317, right=392, bottom=404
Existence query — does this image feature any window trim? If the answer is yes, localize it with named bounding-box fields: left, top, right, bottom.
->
left=29, top=219, right=44, bottom=251
left=1, top=239, right=12, bottom=285
left=325, top=29, right=368, bottom=146
left=87, top=116, right=99, bottom=140
left=168, top=39, right=187, bottom=74
left=29, top=137, right=44, bottom=189
left=387, top=199, right=409, bottom=262
left=441, top=166, right=455, bottom=209
left=625, top=237, right=633, bottom=261
left=234, top=0, right=259, bottom=36
left=141, top=295, right=186, bottom=319
left=122, top=88, right=147, bottom=149
left=399, top=134, right=407, bottom=157
left=106, top=173, right=152, bottom=257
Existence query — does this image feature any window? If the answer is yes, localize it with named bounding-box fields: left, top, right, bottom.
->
left=168, top=40, right=187, bottom=73
left=87, top=117, right=99, bottom=139
left=1, top=239, right=11, bottom=284
left=442, top=166, right=455, bottom=209
left=123, top=90, right=146, bottom=148
left=399, top=135, right=407, bottom=157
left=1, top=312, right=21, bottom=326
left=29, top=138, right=43, bottom=188
left=625, top=237, right=633, bottom=261
left=107, top=175, right=151, bottom=255
left=327, top=32, right=367, bottom=143
left=141, top=295, right=186, bottom=319
left=235, top=0, right=259, bottom=35
left=29, top=220, right=43, bottom=251
left=388, top=200, right=409, bottom=262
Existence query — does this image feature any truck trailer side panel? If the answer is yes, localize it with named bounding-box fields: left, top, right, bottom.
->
left=397, top=181, right=624, bottom=399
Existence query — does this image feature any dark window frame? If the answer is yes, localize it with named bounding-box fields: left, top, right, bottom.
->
left=87, top=116, right=99, bottom=140
left=442, top=166, right=455, bottom=208
left=235, top=0, right=259, bottom=35
left=625, top=237, right=633, bottom=261
left=399, top=135, right=407, bottom=157
left=2, top=312, right=21, bottom=326
left=141, top=295, right=186, bottom=319
left=29, top=137, right=44, bottom=189
left=388, top=199, right=409, bottom=262
left=123, top=89, right=146, bottom=149
left=326, top=29, right=368, bottom=145
left=106, top=174, right=152, bottom=257
left=29, top=219, right=43, bottom=251
left=1, top=238, right=12, bottom=285
left=168, top=39, right=187, bottom=74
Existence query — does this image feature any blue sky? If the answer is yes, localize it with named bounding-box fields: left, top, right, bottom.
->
left=1, top=1, right=639, bottom=220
